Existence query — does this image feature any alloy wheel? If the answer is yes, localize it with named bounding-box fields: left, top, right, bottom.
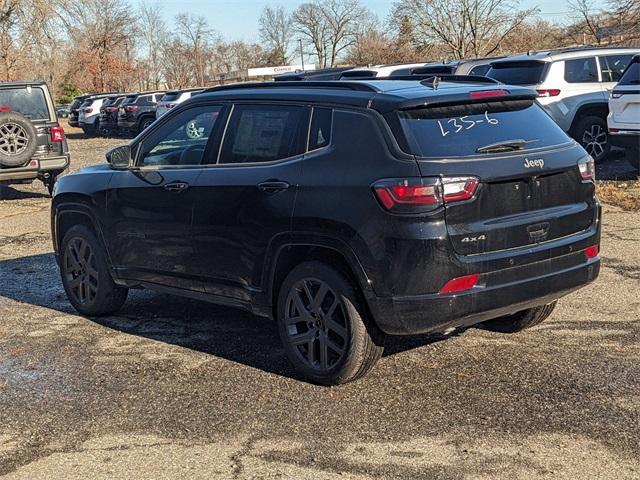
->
left=581, top=124, right=607, bottom=159
left=0, top=122, right=28, bottom=155
left=186, top=120, right=203, bottom=139
left=284, top=278, right=349, bottom=371
left=63, top=237, right=99, bottom=305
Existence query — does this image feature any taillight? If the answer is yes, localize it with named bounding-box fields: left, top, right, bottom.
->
left=469, top=89, right=509, bottom=100
left=439, top=274, right=481, bottom=294
left=536, top=89, right=561, bottom=97
left=0, top=105, right=12, bottom=112
left=373, top=178, right=441, bottom=213
left=373, top=176, right=479, bottom=213
left=106, top=107, right=117, bottom=113
left=442, top=177, right=479, bottom=203
left=84, top=108, right=93, bottom=114
left=50, top=125, right=64, bottom=142
left=578, top=157, right=595, bottom=181
left=125, top=105, right=138, bottom=113
left=584, top=244, right=599, bottom=259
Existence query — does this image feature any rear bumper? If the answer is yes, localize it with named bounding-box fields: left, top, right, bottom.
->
left=0, top=155, right=70, bottom=182
left=369, top=255, right=599, bottom=334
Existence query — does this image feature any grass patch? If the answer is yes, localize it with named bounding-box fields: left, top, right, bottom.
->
left=597, top=181, right=640, bottom=211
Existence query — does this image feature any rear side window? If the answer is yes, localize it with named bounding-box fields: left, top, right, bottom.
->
left=618, top=59, right=640, bottom=85
left=137, top=95, right=153, bottom=106
left=486, top=62, right=546, bottom=85
left=397, top=100, right=570, bottom=158
left=468, top=64, right=490, bottom=76
left=0, top=86, right=49, bottom=119
left=308, top=108, right=332, bottom=151
left=162, top=92, right=180, bottom=102
left=219, top=104, right=309, bottom=164
left=599, top=54, right=633, bottom=82
left=564, top=57, right=598, bottom=83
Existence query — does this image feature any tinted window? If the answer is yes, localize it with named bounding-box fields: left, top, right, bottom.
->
left=468, top=64, right=490, bottom=76
left=0, top=86, right=49, bottom=119
left=162, top=92, right=180, bottom=102
left=308, top=108, right=332, bottom=151
left=600, top=54, right=633, bottom=82
left=564, top=57, right=598, bottom=83
left=138, top=106, right=222, bottom=167
left=486, top=62, right=546, bottom=85
left=123, top=96, right=137, bottom=105
left=137, top=95, right=153, bottom=106
left=219, top=104, right=308, bottom=164
left=619, top=59, right=640, bottom=85
left=397, top=100, right=570, bottom=157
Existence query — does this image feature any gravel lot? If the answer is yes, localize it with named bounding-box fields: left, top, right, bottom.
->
left=0, top=125, right=639, bottom=479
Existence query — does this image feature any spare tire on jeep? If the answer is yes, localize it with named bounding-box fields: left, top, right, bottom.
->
left=0, top=111, right=38, bottom=168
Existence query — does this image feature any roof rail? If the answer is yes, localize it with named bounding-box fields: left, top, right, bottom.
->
left=362, top=74, right=499, bottom=85
left=527, top=44, right=639, bottom=56
left=202, top=81, right=381, bottom=94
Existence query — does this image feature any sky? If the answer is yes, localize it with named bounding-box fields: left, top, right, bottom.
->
left=156, top=0, right=611, bottom=42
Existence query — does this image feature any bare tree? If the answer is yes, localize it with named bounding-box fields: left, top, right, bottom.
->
left=259, top=5, right=293, bottom=65
left=293, top=2, right=330, bottom=67
left=59, top=0, right=137, bottom=91
left=568, top=0, right=606, bottom=44
left=323, top=0, right=366, bottom=67
left=138, top=0, right=167, bottom=89
left=392, top=0, right=536, bottom=59
left=162, top=38, right=194, bottom=88
left=175, top=13, right=215, bottom=86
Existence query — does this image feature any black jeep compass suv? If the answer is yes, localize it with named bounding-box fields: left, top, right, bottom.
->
left=51, top=79, right=601, bottom=385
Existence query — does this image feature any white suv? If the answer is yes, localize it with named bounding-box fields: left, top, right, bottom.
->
left=487, top=47, right=640, bottom=161
left=78, top=95, right=110, bottom=135
left=156, top=88, right=203, bottom=118
left=607, top=54, right=640, bottom=169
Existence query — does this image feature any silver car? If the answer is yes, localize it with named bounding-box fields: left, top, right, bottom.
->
left=487, top=47, right=640, bottom=161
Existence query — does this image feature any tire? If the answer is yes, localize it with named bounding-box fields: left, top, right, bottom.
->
left=138, top=116, right=154, bottom=134
left=277, top=261, right=385, bottom=385
left=59, top=225, right=128, bottom=316
left=0, top=111, right=38, bottom=167
left=572, top=115, right=610, bottom=161
left=481, top=301, right=557, bottom=333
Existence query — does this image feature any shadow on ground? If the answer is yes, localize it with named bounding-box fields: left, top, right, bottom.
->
left=0, top=253, right=452, bottom=381
left=0, top=185, right=49, bottom=201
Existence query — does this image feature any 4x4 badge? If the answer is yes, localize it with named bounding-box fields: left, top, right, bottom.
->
left=524, top=158, right=545, bottom=169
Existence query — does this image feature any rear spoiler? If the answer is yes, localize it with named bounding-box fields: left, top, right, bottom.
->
left=372, top=86, right=539, bottom=114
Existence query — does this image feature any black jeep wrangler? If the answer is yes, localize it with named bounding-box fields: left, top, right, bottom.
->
left=0, top=81, right=70, bottom=194
left=52, top=79, right=600, bottom=385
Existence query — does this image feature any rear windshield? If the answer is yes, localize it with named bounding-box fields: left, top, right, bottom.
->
left=619, top=60, right=640, bottom=85
left=161, top=92, right=180, bottom=102
left=70, top=98, right=85, bottom=110
left=0, top=86, right=49, bottom=120
left=398, top=100, right=570, bottom=157
left=486, top=61, right=546, bottom=85
left=122, top=96, right=137, bottom=105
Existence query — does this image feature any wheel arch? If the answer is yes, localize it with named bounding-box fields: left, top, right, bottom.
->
left=52, top=196, right=103, bottom=255
left=569, top=102, right=609, bottom=133
left=264, top=238, right=374, bottom=319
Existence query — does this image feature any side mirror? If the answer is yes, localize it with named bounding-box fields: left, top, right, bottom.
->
left=106, top=145, right=131, bottom=169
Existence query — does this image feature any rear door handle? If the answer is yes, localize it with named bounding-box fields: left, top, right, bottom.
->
left=163, top=181, right=190, bottom=192
left=257, top=180, right=290, bottom=193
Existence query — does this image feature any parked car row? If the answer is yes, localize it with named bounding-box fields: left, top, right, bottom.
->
left=69, top=88, right=205, bottom=138
left=276, top=46, right=640, bottom=166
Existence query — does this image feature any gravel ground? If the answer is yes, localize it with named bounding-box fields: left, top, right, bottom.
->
left=0, top=125, right=639, bottom=479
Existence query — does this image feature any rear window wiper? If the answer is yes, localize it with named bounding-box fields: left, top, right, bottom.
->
left=476, top=139, right=536, bottom=153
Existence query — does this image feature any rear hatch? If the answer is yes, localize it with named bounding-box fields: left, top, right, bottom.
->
left=610, top=58, right=640, bottom=125
left=396, top=90, right=596, bottom=255
left=0, top=84, right=64, bottom=158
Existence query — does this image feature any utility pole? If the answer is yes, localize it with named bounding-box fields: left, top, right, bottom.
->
left=298, top=39, right=305, bottom=71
